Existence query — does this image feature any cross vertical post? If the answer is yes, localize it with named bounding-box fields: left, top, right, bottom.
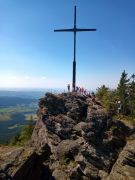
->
left=54, top=6, right=96, bottom=92
left=73, top=6, right=76, bottom=91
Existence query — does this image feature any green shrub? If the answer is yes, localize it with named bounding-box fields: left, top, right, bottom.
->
left=9, top=121, right=34, bottom=146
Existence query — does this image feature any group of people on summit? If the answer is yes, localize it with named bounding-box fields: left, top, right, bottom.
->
left=67, top=84, right=96, bottom=101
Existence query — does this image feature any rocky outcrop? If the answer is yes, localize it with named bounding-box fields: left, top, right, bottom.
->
left=0, top=92, right=135, bottom=180
left=106, top=139, right=135, bottom=180
left=0, top=145, right=54, bottom=180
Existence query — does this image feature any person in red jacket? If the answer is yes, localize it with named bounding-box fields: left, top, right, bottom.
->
left=81, top=87, right=84, bottom=94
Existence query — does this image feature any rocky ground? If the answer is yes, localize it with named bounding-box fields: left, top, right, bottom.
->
left=0, top=92, right=135, bottom=180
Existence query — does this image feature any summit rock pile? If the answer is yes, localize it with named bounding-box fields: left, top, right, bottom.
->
left=0, top=92, right=135, bottom=180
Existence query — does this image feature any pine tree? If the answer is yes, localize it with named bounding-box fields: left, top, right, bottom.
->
left=96, top=85, right=109, bottom=99
left=96, top=85, right=117, bottom=114
left=128, top=74, right=135, bottom=117
left=117, top=70, right=129, bottom=115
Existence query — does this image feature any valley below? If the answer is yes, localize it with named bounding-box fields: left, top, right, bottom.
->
left=0, top=90, right=44, bottom=144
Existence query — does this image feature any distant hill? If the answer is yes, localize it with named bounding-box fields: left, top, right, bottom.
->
left=0, top=96, right=37, bottom=107
left=0, top=90, right=45, bottom=99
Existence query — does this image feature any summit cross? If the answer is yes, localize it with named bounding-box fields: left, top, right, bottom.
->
left=54, top=6, right=96, bottom=92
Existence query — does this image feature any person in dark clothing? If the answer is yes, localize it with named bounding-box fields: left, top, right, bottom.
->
left=76, top=86, right=79, bottom=92
left=67, top=84, right=70, bottom=92
left=87, top=92, right=92, bottom=98
left=84, top=89, right=87, bottom=95
left=91, top=91, right=96, bottom=102
left=91, top=91, right=95, bottom=97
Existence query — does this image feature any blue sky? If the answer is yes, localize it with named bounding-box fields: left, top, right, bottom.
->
left=0, top=0, right=135, bottom=90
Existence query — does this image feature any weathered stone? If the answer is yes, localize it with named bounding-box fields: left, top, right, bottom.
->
left=0, top=92, right=134, bottom=180
left=105, top=140, right=135, bottom=180
left=30, top=118, right=48, bottom=154
left=52, top=169, right=68, bottom=180
left=56, top=139, right=83, bottom=159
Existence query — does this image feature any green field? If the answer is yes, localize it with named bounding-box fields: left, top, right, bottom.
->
left=0, top=104, right=38, bottom=144
left=0, top=106, right=37, bottom=121
left=0, top=105, right=37, bottom=121
left=0, top=106, right=37, bottom=114
left=0, top=91, right=44, bottom=144
left=8, top=124, right=24, bottom=130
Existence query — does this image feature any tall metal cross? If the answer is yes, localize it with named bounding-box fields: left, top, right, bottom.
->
left=54, top=6, right=96, bottom=92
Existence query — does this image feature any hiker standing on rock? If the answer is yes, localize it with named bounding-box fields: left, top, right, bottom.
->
left=91, top=92, right=96, bottom=102
left=84, top=89, right=87, bottom=95
left=67, top=84, right=70, bottom=92
left=79, top=87, right=81, bottom=93
left=117, top=100, right=122, bottom=114
left=76, top=86, right=79, bottom=92
left=81, top=87, right=84, bottom=94
left=87, top=92, right=92, bottom=98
